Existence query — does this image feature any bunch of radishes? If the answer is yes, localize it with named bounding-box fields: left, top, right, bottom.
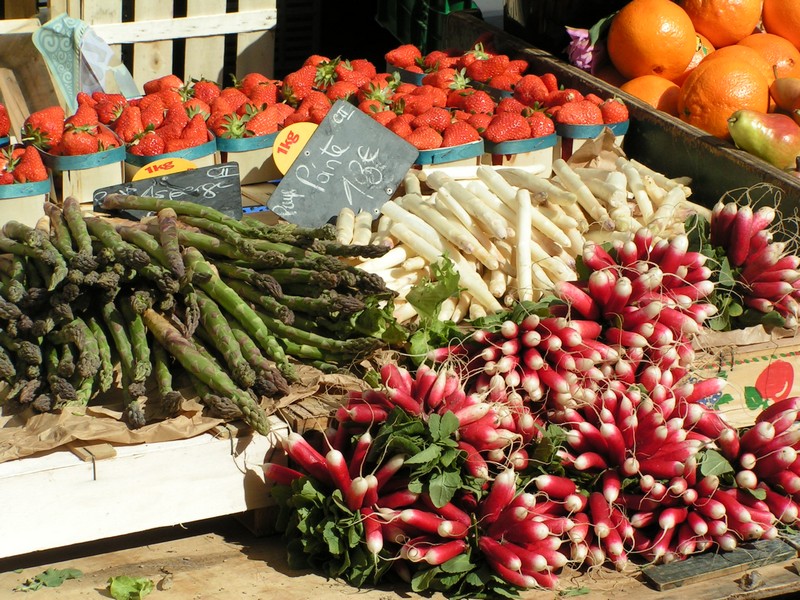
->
left=710, top=201, right=800, bottom=328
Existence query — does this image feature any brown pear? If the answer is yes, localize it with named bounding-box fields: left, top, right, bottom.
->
left=728, top=109, right=800, bottom=170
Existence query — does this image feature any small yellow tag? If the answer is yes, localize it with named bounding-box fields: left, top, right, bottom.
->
left=132, top=157, right=197, bottom=181
left=272, top=122, right=317, bottom=174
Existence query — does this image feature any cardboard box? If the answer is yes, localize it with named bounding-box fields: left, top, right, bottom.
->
left=482, top=133, right=557, bottom=176
left=216, top=132, right=280, bottom=185
left=692, top=326, right=800, bottom=428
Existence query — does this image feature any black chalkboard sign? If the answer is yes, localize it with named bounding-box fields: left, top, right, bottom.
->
left=93, top=162, right=242, bottom=220
left=268, top=100, right=419, bottom=227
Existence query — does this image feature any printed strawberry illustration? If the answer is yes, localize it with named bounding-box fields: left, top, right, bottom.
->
left=755, top=359, right=794, bottom=403
left=22, top=106, right=65, bottom=151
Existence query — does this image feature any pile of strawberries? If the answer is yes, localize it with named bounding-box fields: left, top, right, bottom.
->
left=0, top=146, right=48, bottom=185
left=21, top=103, right=121, bottom=157
left=384, top=43, right=629, bottom=150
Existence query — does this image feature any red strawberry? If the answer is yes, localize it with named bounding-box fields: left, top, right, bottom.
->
left=209, top=112, right=246, bottom=138
left=313, top=57, right=340, bottom=90
left=513, top=74, right=548, bottom=106
left=495, top=97, right=529, bottom=115
left=218, top=87, right=249, bottom=112
left=164, top=138, right=194, bottom=152
left=488, top=71, right=520, bottom=91
left=585, top=93, right=604, bottom=106
left=371, top=110, right=397, bottom=127
left=441, top=121, right=481, bottom=147
left=358, top=99, right=385, bottom=115
left=446, top=87, right=476, bottom=110
left=600, top=98, right=629, bottom=124
left=184, top=98, right=211, bottom=119
left=412, top=85, right=448, bottom=108
left=0, top=104, right=10, bottom=137
left=95, top=96, right=127, bottom=125
left=12, top=146, right=47, bottom=182
left=192, top=79, right=221, bottom=105
left=0, top=171, right=13, bottom=185
left=76, top=92, right=97, bottom=108
left=466, top=55, right=510, bottom=82
left=237, top=72, right=270, bottom=98
left=180, top=113, right=209, bottom=146
left=65, top=103, right=99, bottom=129
left=303, top=54, right=331, bottom=68
left=326, top=80, right=359, bottom=102
left=395, top=82, right=418, bottom=95
left=357, top=78, right=395, bottom=104
left=21, top=106, right=65, bottom=150
left=309, top=105, right=330, bottom=124
left=452, top=109, right=472, bottom=121
left=385, top=44, right=422, bottom=69
left=114, top=105, right=144, bottom=143
left=554, top=100, right=603, bottom=125
left=244, top=109, right=279, bottom=136
left=397, top=94, right=434, bottom=116
left=463, top=90, right=495, bottom=114
left=61, top=126, right=99, bottom=155
left=543, top=88, right=584, bottom=108
left=281, top=65, right=317, bottom=104
left=298, top=91, right=331, bottom=114
left=527, top=111, right=555, bottom=138
left=411, top=107, right=451, bottom=132
left=421, top=67, right=459, bottom=89
left=282, top=108, right=311, bottom=127
left=129, top=129, right=166, bottom=156
left=507, top=59, right=529, bottom=74
left=350, top=59, right=377, bottom=79
left=387, top=117, right=413, bottom=139
left=268, top=102, right=296, bottom=125
left=334, top=62, right=370, bottom=88
left=143, top=74, right=183, bottom=94
left=96, top=127, right=121, bottom=151
left=404, top=125, right=442, bottom=150
left=483, top=112, right=531, bottom=142
left=139, top=94, right=166, bottom=129
left=467, top=112, right=492, bottom=133
left=541, top=72, right=559, bottom=93
left=156, top=88, right=184, bottom=108
left=456, top=43, right=490, bottom=70
left=163, top=102, right=191, bottom=129
left=248, top=81, right=279, bottom=107
left=423, top=50, right=458, bottom=70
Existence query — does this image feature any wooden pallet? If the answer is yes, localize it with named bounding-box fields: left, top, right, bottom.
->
left=47, top=0, right=277, bottom=85
left=0, top=415, right=289, bottom=560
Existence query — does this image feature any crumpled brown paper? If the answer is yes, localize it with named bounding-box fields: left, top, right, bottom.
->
left=0, top=362, right=369, bottom=464
left=566, top=127, right=627, bottom=169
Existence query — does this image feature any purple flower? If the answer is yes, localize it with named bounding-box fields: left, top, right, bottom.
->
left=565, top=27, right=607, bottom=75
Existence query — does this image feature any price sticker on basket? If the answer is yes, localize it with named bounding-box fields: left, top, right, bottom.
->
left=267, top=100, right=418, bottom=227
left=92, top=162, right=242, bottom=220
left=131, top=157, right=198, bottom=181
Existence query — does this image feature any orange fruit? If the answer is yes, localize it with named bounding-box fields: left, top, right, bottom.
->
left=677, top=56, right=770, bottom=139
left=680, top=0, right=762, bottom=48
left=762, top=0, right=800, bottom=51
left=700, top=45, right=776, bottom=85
left=607, top=0, right=697, bottom=80
left=737, top=32, right=800, bottom=78
left=620, top=75, right=681, bottom=115
left=673, top=33, right=716, bottom=86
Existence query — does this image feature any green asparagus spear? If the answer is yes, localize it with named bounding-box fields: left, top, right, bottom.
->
left=116, top=225, right=172, bottom=269
left=183, top=247, right=296, bottom=381
left=47, top=318, right=101, bottom=379
left=0, top=329, right=42, bottom=365
left=0, top=345, right=15, bottom=381
left=151, top=342, right=183, bottom=416
left=101, top=300, right=137, bottom=387
left=196, top=291, right=257, bottom=389
left=280, top=290, right=365, bottom=318
left=86, top=316, right=114, bottom=393
left=85, top=217, right=151, bottom=270
left=177, top=215, right=259, bottom=257
left=225, top=317, right=289, bottom=399
left=223, top=278, right=294, bottom=325
left=144, top=221, right=244, bottom=260
left=142, top=308, right=270, bottom=435
left=119, top=298, right=151, bottom=382
left=43, top=344, right=78, bottom=405
left=190, top=376, right=243, bottom=420
left=62, top=196, right=93, bottom=256
left=156, top=208, right=186, bottom=279
left=56, top=343, right=75, bottom=378
left=214, top=262, right=283, bottom=298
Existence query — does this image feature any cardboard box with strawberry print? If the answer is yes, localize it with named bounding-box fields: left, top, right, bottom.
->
left=693, top=326, right=800, bottom=428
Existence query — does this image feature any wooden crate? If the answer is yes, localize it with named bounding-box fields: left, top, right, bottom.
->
left=1, top=0, right=38, bottom=19
left=0, top=415, right=289, bottom=560
left=47, top=0, right=277, bottom=86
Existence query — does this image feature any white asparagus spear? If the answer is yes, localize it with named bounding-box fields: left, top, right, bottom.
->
left=335, top=207, right=355, bottom=245
left=402, top=256, right=427, bottom=271
left=451, top=291, right=471, bottom=324
left=553, top=159, right=614, bottom=230
left=642, top=174, right=668, bottom=208
left=438, top=296, right=458, bottom=322
left=403, top=171, right=422, bottom=196
left=351, top=210, right=374, bottom=245
left=648, top=187, right=686, bottom=235
left=393, top=300, right=418, bottom=324
left=494, top=166, right=578, bottom=206
left=475, top=165, right=519, bottom=206
left=380, top=199, right=444, bottom=251
left=371, top=214, right=395, bottom=247
left=516, top=189, right=534, bottom=302
left=442, top=179, right=508, bottom=240
left=356, top=244, right=413, bottom=273
left=629, top=159, right=692, bottom=195
left=466, top=179, right=518, bottom=223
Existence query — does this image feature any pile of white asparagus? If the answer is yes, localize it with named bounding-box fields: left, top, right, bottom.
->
left=337, top=157, right=710, bottom=324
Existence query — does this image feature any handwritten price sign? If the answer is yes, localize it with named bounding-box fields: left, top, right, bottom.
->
left=268, top=100, right=418, bottom=227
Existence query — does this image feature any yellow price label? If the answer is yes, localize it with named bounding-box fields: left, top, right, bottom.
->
left=272, top=122, right=317, bottom=174
left=132, top=157, right=197, bottom=181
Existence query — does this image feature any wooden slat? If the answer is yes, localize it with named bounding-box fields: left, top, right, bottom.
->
left=131, top=0, right=174, bottom=86
left=81, top=0, right=123, bottom=65
left=235, top=0, right=276, bottom=78
left=184, top=0, right=226, bottom=83
left=641, top=538, right=798, bottom=591
left=4, top=0, right=36, bottom=18
left=0, top=67, right=29, bottom=139
left=0, top=18, right=40, bottom=34
left=91, top=9, right=277, bottom=45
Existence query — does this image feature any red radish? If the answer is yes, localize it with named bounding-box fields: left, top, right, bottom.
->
left=502, top=540, right=548, bottom=573
left=420, top=494, right=472, bottom=526
left=534, top=474, right=577, bottom=498
left=374, top=454, right=406, bottom=491
left=283, top=432, right=333, bottom=485
left=326, top=449, right=353, bottom=493
left=381, top=363, right=413, bottom=394
left=340, top=404, right=390, bottom=424
left=348, top=431, right=372, bottom=478
left=480, top=468, right=518, bottom=523
left=401, top=536, right=431, bottom=562
left=386, top=387, right=423, bottom=415
left=564, top=493, right=588, bottom=513
left=759, top=485, right=800, bottom=524
left=553, top=281, right=601, bottom=319
left=757, top=397, right=800, bottom=422
left=400, top=508, right=447, bottom=534
left=424, top=369, right=448, bottom=410
left=712, top=490, right=753, bottom=523
left=574, top=451, right=609, bottom=471
left=438, top=519, right=469, bottom=539
left=479, top=536, right=523, bottom=572
left=501, top=519, right=551, bottom=545
left=424, top=539, right=468, bottom=565
left=263, top=462, right=305, bottom=485
left=345, top=476, right=369, bottom=511
left=728, top=205, right=753, bottom=266
left=379, top=488, right=419, bottom=509
left=589, top=492, right=613, bottom=539
left=457, top=440, right=489, bottom=480
left=361, top=507, right=384, bottom=554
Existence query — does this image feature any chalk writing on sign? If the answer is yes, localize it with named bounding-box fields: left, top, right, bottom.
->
left=268, top=100, right=418, bottom=227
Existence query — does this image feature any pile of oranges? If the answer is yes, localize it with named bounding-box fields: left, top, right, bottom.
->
left=601, top=0, right=800, bottom=140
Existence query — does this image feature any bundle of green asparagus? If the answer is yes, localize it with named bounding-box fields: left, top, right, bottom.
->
left=0, top=195, right=401, bottom=435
